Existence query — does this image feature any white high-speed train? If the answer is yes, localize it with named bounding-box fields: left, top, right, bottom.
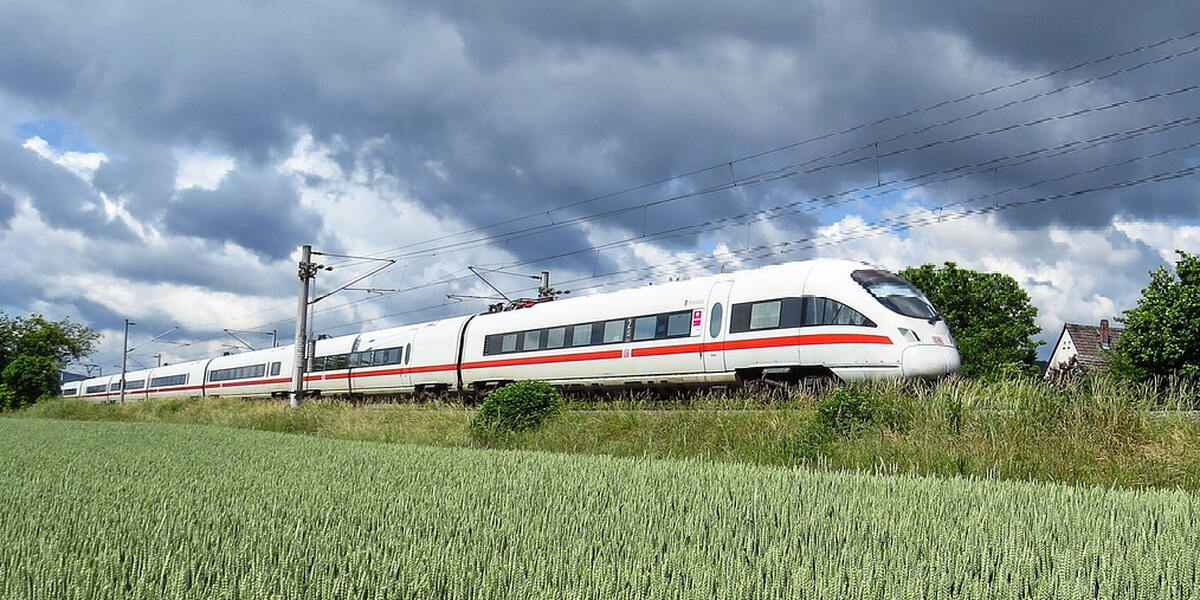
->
left=62, top=260, right=960, bottom=402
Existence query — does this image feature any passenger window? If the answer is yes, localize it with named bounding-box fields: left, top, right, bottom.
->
left=633, top=316, right=657, bottom=341
left=571, top=324, right=592, bottom=346
left=524, top=330, right=542, bottom=351
left=709, top=303, right=723, bottom=338
left=667, top=312, right=691, bottom=337
left=749, top=300, right=782, bottom=330
left=501, top=334, right=517, bottom=353
left=547, top=327, right=565, bottom=349
left=270, top=362, right=281, bottom=376
left=602, top=320, right=624, bottom=343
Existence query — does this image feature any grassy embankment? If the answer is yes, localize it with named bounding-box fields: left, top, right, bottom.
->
left=15, top=376, right=1200, bottom=491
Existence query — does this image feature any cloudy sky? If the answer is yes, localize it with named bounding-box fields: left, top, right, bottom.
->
left=2, top=1, right=1198, bottom=372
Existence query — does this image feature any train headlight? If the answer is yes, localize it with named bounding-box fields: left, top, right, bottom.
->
left=898, top=328, right=920, bottom=343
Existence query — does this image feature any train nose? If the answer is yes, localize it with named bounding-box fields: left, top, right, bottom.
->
left=901, top=344, right=961, bottom=378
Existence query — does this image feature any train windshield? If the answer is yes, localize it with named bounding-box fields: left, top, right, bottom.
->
left=851, top=269, right=940, bottom=321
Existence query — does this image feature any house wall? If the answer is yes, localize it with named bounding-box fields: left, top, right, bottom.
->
left=1044, top=328, right=1078, bottom=378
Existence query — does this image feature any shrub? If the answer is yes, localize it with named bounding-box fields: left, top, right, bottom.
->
left=0, top=385, right=18, bottom=412
left=471, top=381, right=563, bottom=438
left=814, top=386, right=880, bottom=435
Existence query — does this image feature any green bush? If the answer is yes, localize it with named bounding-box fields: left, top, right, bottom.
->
left=0, top=385, right=18, bottom=412
left=471, top=381, right=563, bottom=438
left=815, top=386, right=879, bottom=435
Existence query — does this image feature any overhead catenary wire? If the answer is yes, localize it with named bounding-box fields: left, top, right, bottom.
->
left=92, top=32, right=1200, bottom=366
left=282, top=114, right=1200, bottom=322
left=139, top=116, right=1200, bottom=365
left=266, top=158, right=1200, bottom=340
left=350, top=29, right=1200, bottom=261
left=365, top=105, right=1200, bottom=274
left=364, top=73, right=1200, bottom=265
left=164, top=30, right=1200, bottom=338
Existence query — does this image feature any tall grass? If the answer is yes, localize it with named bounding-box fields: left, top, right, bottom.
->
left=12, top=374, right=1200, bottom=491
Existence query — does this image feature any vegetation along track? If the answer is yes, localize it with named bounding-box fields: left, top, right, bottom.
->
left=2, top=418, right=1198, bottom=599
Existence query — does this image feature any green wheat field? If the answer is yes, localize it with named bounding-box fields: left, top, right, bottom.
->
left=1, top=418, right=1197, bottom=599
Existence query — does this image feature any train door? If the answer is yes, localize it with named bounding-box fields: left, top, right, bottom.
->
left=702, top=280, right=733, bottom=378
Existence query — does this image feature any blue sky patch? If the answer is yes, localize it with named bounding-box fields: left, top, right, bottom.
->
left=15, top=119, right=96, bottom=152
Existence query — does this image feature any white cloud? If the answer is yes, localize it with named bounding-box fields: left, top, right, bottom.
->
left=280, top=132, right=343, bottom=180
left=55, top=272, right=285, bottom=331
left=21, top=136, right=107, bottom=182
left=174, top=150, right=236, bottom=190
left=1113, top=219, right=1200, bottom=263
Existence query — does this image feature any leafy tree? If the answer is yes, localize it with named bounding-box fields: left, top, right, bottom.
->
left=0, top=313, right=99, bottom=367
left=900, top=263, right=1041, bottom=378
left=1, top=355, right=59, bottom=410
left=1110, top=251, right=1200, bottom=381
left=0, top=313, right=99, bottom=409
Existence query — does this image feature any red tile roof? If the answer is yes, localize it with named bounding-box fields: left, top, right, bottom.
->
left=1063, top=323, right=1124, bottom=370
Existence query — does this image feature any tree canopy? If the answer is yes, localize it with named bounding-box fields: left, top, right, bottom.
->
left=0, top=313, right=99, bottom=409
left=1110, top=251, right=1200, bottom=381
left=900, top=263, right=1041, bottom=378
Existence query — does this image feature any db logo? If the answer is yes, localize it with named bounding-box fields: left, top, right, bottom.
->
left=622, top=349, right=632, bottom=358
left=932, top=336, right=945, bottom=346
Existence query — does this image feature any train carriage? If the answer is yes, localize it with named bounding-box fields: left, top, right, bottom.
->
left=460, top=278, right=713, bottom=389
left=406, top=316, right=469, bottom=394
left=339, top=325, right=414, bottom=395
left=79, top=374, right=116, bottom=402
left=141, top=361, right=208, bottom=398
left=66, top=259, right=960, bottom=403
left=204, top=346, right=292, bottom=398
left=307, top=333, right=361, bottom=396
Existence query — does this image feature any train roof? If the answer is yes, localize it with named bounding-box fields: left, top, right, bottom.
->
left=472, top=258, right=878, bottom=318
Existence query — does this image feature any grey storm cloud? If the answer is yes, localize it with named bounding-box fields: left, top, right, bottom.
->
left=0, top=189, right=14, bottom=229
left=91, top=146, right=179, bottom=219
left=0, top=137, right=133, bottom=239
left=1, top=0, right=1198, bottom=365
left=4, top=0, right=1197, bottom=255
left=165, top=168, right=321, bottom=262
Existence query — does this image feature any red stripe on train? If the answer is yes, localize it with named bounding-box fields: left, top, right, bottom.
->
left=463, top=332, right=892, bottom=369
left=712, top=333, right=892, bottom=351
left=79, top=333, right=894, bottom=395
left=216, top=377, right=292, bottom=388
